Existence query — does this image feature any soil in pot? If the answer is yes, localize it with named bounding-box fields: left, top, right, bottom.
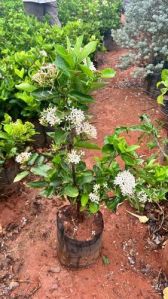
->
left=0, top=159, right=19, bottom=197
left=57, top=205, right=104, bottom=268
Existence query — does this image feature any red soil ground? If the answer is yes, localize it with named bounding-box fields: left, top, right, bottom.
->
left=0, top=49, right=164, bottom=299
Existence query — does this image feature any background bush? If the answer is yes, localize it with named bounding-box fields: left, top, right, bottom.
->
left=112, top=0, right=168, bottom=77
left=58, top=0, right=122, bottom=35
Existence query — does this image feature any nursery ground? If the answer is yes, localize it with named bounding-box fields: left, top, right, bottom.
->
left=0, top=49, right=165, bottom=299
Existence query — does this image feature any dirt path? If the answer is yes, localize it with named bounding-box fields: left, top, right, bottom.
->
left=0, top=49, right=163, bottom=299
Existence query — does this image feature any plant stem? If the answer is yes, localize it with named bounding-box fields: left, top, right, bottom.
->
left=71, top=163, right=82, bottom=222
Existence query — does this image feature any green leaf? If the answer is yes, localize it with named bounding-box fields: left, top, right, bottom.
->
left=55, top=56, right=70, bottom=76
left=74, top=35, right=84, bottom=55
left=28, top=181, right=48, bottom=188
left=127, top=145, right=140, bottom=152
left=106, top=197, right=123, bottom=212
left=78, top=41, right=97, bottom=62
left=75, top=141, right=100, bottom=150
left=77, top=172, right=93, bottom=184
left=28, top=153, right=39, bottom=166
left=16, top=83, right=37, bottom=93
left=14, top=171, right=29, bottom=182
left=64, top=185, right=79, bottom=198
left=69, top=91, right=94, bottom=104
left=102, top=255, right=110, bottom=265
left=40, top=186, right=55, bottom=197
left=157, top=94, right=164, bottom=105
left=0, top=132, right=8, bottom=139
left=89, top=202, right=99, bottom=213
left=100, top=68, right=116, bottom=78
left=53, top=129, right=68, bottom=145
left=55, top=45, right=74, bottom=67
left=102, top=144, right=114, bottom=154
left=81, top=194, right=89, bottom=207
left=14, top=68, right=24, bottom=79
left=161, top=69, right=168, bottom=81
left=31, top=165, right=51, bottom=177
left=52, top=155, right=61, bottom=165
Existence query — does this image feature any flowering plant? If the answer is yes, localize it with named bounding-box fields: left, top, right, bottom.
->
left=14, top=105, right=109, bottom=216
left=101, top=114, right=168, bottom=211
left=0, top=114, right=36, bottom=173
left=15, top=112, right=168, bottom=215
left=15, top=36, right=115, bottom=121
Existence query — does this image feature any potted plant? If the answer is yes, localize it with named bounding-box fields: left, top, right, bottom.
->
left=14, top=111, right=168, bottom=267
left=0, top=114, right=36, bottom=192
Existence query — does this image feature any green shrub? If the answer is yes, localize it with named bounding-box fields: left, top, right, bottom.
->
left=0, top=114, right=36, bottom=168
left=112, top=0, right=168, bottom=77
left=58, top=0, right=122, bottom=35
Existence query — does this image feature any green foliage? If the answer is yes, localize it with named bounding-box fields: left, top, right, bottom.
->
left=157, top=69, right=168, bottom=105
left=58, top=0, right=122, bottom=35
left=0, top=36, right=113, bottom=120
left=15, top=113, right=168, bottom=215
left=0, top=115, right=36, bottom=166
left=0, top=1, right=104, bottom=120
left=112, top=0, right=168, bottom=77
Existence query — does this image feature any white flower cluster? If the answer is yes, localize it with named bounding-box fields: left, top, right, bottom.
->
left=89, top=192, right=100, bottom=204
left=89, top=184, right=100, bottom=204
left=83, top=58, right=96, bottom=71
left=114, top=170, right=136, bottom=196
left=39, top=50, right=47, bottom=57
left=67, top=150, right=84, bottom=164
left=32, top=63, right=57, bottom=86
left=137, top=191, right=148, bottom=204
left=39, top=107, right=61, bottom=127
left=93, top=184, right=100, bottom=193
left=16, top=152, right=31, bottom=164
left=76, top=121, right=97, bottom=139
left=66, top=108, right=97, bottom=139
left=66, top=108, right=85, bottom=126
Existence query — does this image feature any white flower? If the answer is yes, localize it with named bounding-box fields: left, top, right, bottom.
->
left=89, top=192, right=100, bottom=204
left=78, top=122, right=97, bottom=139
left=103, top=183, right=108, bottom=189
left=66, top=108, right=85, bottom=126
left=16, top=152, right=31, bottom=164
left=114, top=170, right=136, bottom=196
left=39, top=50, right=47, bottom=57
left=66, top=109, right=97, bottom=138
left=39, top=107, right=61, bottom=127
left=93, top=184, right=100, bottom=193
left=32, top=63, right=57, bottom=86
left=137, top=191, right=148, bottom=204
left=67, top=150, right=84, bottom=164
left=83, top=58, right=96, bottom=71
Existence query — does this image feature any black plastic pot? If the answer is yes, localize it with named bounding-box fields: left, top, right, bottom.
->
left=144, top=72, right=161, bottom=99
left=103, top=30, right=114, bottom=52
left=0, top=159, right=19, bottom=186
left=57, top=205, right=104, bottom=268
left=0, top=159, right=19, bottom=195
left=30, top=120, right=53, bottom=148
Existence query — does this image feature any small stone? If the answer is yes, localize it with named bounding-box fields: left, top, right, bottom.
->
left=9, top=281, right=19, bottom=290
left=50, top=283, right=59, bottom=291
left=48, top=266, right=61, bottom=273
left=128, top=256, right=136, bottom=265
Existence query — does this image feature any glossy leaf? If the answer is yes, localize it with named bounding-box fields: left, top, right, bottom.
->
left=14, top=171, right=29, bottom=182
left=64, top=185, right=79, bottom=198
